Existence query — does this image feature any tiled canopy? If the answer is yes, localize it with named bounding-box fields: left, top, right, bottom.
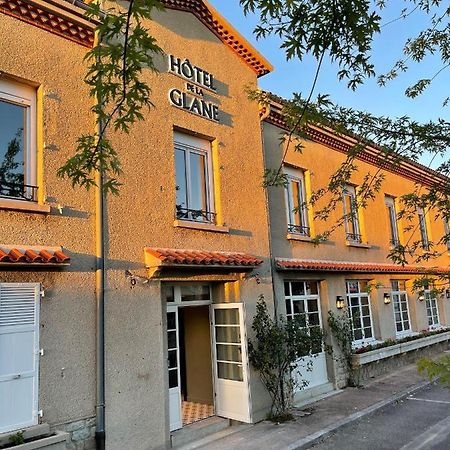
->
left=276, top=259, right=449, bottom=275
left=0, top=246, right=70, bottom=265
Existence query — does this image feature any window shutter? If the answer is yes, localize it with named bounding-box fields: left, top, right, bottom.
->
left=0, top=283, right=38, bottom=327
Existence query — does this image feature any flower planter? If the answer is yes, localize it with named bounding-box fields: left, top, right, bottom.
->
left=0, top=432, right=68, bottom=450
left=353, top=331, right=450, bottom=366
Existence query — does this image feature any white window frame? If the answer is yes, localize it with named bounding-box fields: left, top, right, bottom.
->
left=390, top=280, right=411, bottom=337
left=174, top=132, right=215, bottom=223
left=385, top=196, right=400, bottom=246
left=284, top=167, right=309, bottom=236
left=346, top=280, right=375, bottom=347
left=425, top=288, right=440, bottom=330
left=343, top=185, right=361, bottom=243
left=0, top=79, right=36, bottom=202
left=417, top=207, right=429, bottom=250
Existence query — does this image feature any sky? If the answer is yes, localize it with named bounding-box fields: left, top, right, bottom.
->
left=207, top=0, right=449, bottom=168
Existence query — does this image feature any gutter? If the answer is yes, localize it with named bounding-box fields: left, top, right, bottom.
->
left=93, top=29, right=106, bottom=450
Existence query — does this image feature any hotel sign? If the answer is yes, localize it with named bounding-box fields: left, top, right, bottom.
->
left=168, top=55, right=220, bottom=122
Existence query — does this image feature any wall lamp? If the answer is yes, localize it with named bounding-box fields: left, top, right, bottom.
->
left=336, top=296, right=345, bottom=309
left=383, top=293, right=391, bottom=305
left=418, top=294, right=425, bottom=302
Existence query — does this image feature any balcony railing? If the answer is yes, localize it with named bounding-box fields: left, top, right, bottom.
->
left=288, top=224, right=310, bottom=236
left=176, top=206, right=216, bottom=224
left=346, top=232, right=362, bottom=243
left=0, top=182, right=38, bottom=202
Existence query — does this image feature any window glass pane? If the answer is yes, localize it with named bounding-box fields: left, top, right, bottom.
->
left=175, top=148, right=187, bottom=209
left=347, top=281, right=359, bottom=294
left=168, top=350, right=177, bottom=369
left=293, top=300, right=305, bottom=314
left=217, top=362, right=243, bottom=381
left=307, top=299, right=318, bottom=313
left=181, top=285, right=210, bottom=301
left=354, top=329, right=363, bottom=340
left=167, top=331, right=177, bottom=349
left=291, top=282, right=305, bottom=296
left=163, top=285, right=175, bottom=303
left=216, top=344, right=241, bottom=362
left=167, top=312, right=176, bottom=330
left=306, top=282, right=318, bottom=295
left=0, top=100, right=25, bottom=198
left=364, top=328, right=372, bottom=338
left=215, top=326, right=240, bottom=344
left=285, top=299, right=292, bottom=316
left=294, top=314, right=307, bottom=327
left=214, top=308, right=239, bottom=325
left=363, top=317, right=371, bottom=327
left=291, top=179, right=302, bottom=226
left=284, top=282, right=290, bottom=296
left=309, top=313, right=320, bottom=326
left=169, top=369, right=178, bottom=388
left=189, top=151, right=208, bottom=212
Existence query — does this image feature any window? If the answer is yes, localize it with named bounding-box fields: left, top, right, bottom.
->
left=385, top=196, right=400, bottom=246
left=391, top=280, right=411, bottom=337
left=0, top=79, right=36, bottom=202
left=346, top=280, right=374, bottom=345
left=343, top=185, right=361, bottom=243
left=424, top=285, right=440, bottom=329
left=284, top=167, right=309, bottom=236
left=174, top=132, right=215, bottom=223
left=444, top=219, right=450, bottom=252
left=417, top=207, right=429, bottom=250
left=284, top=281, right=322, bottom=353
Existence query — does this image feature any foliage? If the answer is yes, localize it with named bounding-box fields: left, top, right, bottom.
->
left=327, top=310, right=359, bottom=387
left=0, top=130, right=24, bottom=198
left=418, top=355, right=450, bottom=389
left=8, top=431, right=25, bottom=446
left=58, top=0, right=163, bottom=194
left=248, top=296, right=325, bottom=420
left=354, top=327, right=450, bottom=354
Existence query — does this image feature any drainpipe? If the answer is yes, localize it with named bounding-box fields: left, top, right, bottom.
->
left=93, top=29, right=106, bottom=450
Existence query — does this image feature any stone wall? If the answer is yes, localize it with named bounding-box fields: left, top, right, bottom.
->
left=54, top=417, right=95, bottom=450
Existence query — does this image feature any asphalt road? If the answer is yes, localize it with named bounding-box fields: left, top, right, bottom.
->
left=309, top=383, right=450, bottom=450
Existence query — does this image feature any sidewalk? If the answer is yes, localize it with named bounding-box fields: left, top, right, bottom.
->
left=184, top=361, right=433, bottom=450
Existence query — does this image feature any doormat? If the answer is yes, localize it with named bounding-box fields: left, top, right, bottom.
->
left=182, top=401, right=214, bottom=425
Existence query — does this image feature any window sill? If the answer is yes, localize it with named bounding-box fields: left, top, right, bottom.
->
left=174, top=220, right=229, bottom=233
left=286, top=233, right=312, bottom=242
left=346, top=241, right=371, bottom=249
left=0, top=198, right=50, bottom=214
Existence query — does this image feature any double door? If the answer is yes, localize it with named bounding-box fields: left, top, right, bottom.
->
left=167, top=303, right=252, bottom=431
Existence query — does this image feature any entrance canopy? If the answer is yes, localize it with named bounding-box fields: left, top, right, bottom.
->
left=145, top=248, right=263, bottom=276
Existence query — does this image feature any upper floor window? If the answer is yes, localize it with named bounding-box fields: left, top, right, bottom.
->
left=284, top=167, right=309, bottom=236
left=417, top=207, right=429, bottom=250
left=385, top=196, right=400, bottom=246
left=346, top=280, right=374, bottom=346
left=174, top=132, right=215, bottom=223
left=444, top=218, right=450, bottom=252
left=390, top=280, right=411, bottom=337
left=0, top=79, right=36, bottom=202
left=343, top=185, right=361, bottom=243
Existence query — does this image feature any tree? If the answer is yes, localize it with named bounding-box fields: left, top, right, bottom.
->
left=248, top=297, right=325, bottom=420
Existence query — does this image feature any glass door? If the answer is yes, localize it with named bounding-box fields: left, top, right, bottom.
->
left=167, top=307, right=182, bottom=431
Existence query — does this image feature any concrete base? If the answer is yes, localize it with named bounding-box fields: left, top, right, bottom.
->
left=293, top=382, right=336, bottom=408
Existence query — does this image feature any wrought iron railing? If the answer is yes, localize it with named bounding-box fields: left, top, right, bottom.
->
left=0, top=182, right=38, bottom=202
left=288, top=224, right=310, bottom=236
left=176, top=206, right=216, bottom=223
left=346, top=232, right=362, bottom=243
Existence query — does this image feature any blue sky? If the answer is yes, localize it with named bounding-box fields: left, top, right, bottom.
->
left=208, top=0, right=448, bottom=167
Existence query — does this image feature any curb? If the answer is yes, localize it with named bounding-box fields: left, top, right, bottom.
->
left=283, top=380, right=432, bottom=450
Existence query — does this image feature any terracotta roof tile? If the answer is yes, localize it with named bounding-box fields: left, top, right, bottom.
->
left=145, top=248, right=263, bottom=268
left=275, top=259, right=449, bottom=275
left=0, top=246, right=70, bottom=265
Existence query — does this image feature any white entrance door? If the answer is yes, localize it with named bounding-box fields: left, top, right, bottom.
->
left=212, top=303, right=251, bottom=423
left=167, top=307, right=182, bottom=431
left=284, top=281, right=328, bottom=392
left=0, top=283, right=40, bottom=433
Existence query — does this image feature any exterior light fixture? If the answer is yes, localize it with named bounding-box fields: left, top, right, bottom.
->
left=418, top=294, right=425, bottom=302
left=446, top=289, right=450, bottom=299
left=383, top=293, right=391, bottom=304
left=336, top=296, right=345, bottom=309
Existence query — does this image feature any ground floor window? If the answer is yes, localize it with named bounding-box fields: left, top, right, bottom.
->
left=346, top=280, right=374, bottom=345
left=391, top=280, right=411, bottom=336
left=425, top=288, right=440, bottom=329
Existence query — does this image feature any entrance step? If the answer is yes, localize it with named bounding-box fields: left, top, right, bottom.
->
left=294, top=382, right=339, bottom=408
left=171, top=416, right=233, bottom=449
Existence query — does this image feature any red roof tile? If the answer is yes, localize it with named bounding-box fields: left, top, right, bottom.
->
left=145, top=248, right=263, bottom=268
left=275, top=259, right=449, bottom=275
left=0, top=246, right=70, bottom=265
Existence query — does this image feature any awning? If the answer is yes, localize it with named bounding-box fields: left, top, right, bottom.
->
left=0, top=245, right=70, bottom=266
left=145, top=248, right=263, bottom=271
left=275, top=258, right=449, bottom=275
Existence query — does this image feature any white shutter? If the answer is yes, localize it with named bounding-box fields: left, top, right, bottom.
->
left=0, top=283, right=40, bottom=433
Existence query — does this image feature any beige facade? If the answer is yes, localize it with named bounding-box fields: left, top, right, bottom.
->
left=0, top=1, right=448, bottom=450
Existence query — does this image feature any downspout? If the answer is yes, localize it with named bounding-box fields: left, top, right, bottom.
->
left=93, top=29, right=106, bottom=450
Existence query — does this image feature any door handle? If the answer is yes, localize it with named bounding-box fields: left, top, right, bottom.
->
left=13, top=374, right=21, bottom=379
